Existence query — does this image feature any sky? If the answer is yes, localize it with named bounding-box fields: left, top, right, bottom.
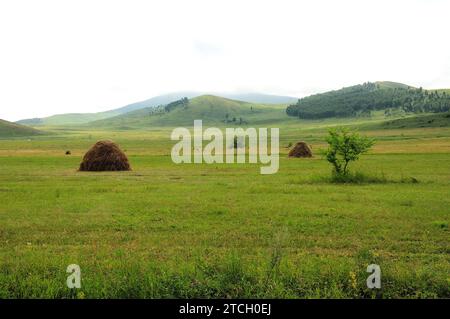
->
left=1, top=0, right=450, bottom=121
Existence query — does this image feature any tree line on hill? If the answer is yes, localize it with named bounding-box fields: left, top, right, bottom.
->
left=148, top=97, right=189, bottom=116
left=164, top=97, right=189, bottom=112
left=224, top=113, right=247, bottom=125
left=286, top=82, right=450, bottom=119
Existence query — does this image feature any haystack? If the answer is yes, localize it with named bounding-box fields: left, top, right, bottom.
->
left=79, top=140, right=131, bottom=171
left=288, top=141, right=313, bottom=158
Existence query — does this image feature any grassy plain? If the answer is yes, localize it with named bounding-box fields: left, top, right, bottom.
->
left=0, top=122, right=449, bottom=298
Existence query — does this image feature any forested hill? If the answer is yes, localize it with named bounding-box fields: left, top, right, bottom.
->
left=286, top=82, right=450, bottom=119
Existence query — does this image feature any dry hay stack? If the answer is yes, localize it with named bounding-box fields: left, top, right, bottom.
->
left=79, top=140, right=131, bottom=171
left=288, top=141, right=313, bottom=158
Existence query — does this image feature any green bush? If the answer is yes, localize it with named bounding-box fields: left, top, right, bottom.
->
left=325, top=128, right=374, bottom=176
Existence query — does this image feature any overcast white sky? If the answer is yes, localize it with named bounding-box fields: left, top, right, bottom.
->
left=1, top=0, right=450, bottom=121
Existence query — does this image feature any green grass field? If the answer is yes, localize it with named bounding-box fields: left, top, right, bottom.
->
left=0, top=122, right=449, bottom=299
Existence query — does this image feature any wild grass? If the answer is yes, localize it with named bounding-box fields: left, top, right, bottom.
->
left=317, top=171, right=420, bottom=184
left=0, top=125, right=449, bottom=298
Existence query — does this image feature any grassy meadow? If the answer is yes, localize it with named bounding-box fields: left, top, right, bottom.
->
left=0, top=121, right=449, bottom=298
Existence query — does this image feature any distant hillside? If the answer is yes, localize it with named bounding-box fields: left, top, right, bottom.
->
left=111, top=91, right=202, bottom=114
left=17, top=92, right=297, bottom=126
left=375, top=81, right=413, bottom=90
left=0, top=119, right=43, bottom=137
left=16, top=92, right=201, bottom=126
left=221, top=93, right=297, bottom=104
left=89, top=95, right=290, bottom=128
left=286, top=82, right=450, bottom=119
left=436, top=88, right=450, bottom=94
left=359, top=112, right=450, bottom=130
left=382, top=112, right=450, bottom=129
left=17, top=111, right=122, bottom=126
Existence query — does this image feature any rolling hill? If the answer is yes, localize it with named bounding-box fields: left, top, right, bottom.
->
left=0, top=119, right=43, bottom=137
left=89, top=95, right=291, bottom=129
left=17, top=112, right=123, bottom=126
left=436, top=88, right=450, bottom=94
left=375, top=81, right=413, bottom=90
left=17, top=92, right=297, bottom=127
left=221, top=93, right=297, bottom=104
left=16, top=92, right=201, bottom=126
left=286, top=81, right=450, bottom=119
left=365, top=112, right=450, bottom=130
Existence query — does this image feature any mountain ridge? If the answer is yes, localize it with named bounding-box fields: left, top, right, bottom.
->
left=88, top=95, right=291, bottom=128
left=16, top=92, right=297, bottom=126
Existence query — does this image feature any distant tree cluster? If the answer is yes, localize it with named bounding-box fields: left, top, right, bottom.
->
left=286, top=82, right=450, bottom=119
left=224, top=113, right=246, bottom=125
left=164, top=97, right=189, bottom=113
left=147, top=97, right=189, bottom=117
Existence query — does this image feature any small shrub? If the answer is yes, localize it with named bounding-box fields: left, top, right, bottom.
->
left=324, top=127, right=374, bottom=176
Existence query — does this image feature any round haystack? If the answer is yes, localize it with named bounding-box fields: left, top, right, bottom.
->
left=79, top=140, right=131, bottom=171
left=288, top=141, right=313, bottom=158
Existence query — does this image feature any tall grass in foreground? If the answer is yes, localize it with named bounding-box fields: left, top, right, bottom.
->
left=0, top=251, right=447, bottom=299
left=1, top=127, right=449, bottom=299
left=323, top=172, right=420, bottom=184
